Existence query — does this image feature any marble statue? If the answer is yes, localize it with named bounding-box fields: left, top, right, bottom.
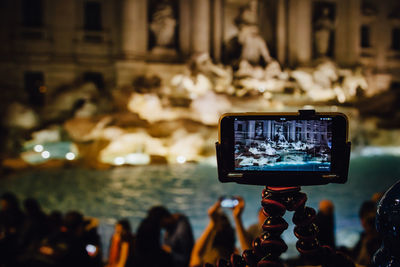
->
left=192, top=53, right=234, bottom=94
left=275, top=126, right=287, bottom=143
left=234, top=1, right=272, bottom=66
left=314, top=8, right=335, bottom=57
left=150, top=3, right=176, bottom=49
left=236, top=0, right=258, bottom=25
left=238, top=25, right=272, bottom=66
left=230, top=0, right=279, bottom=92
left=171, top=53, right=234, bottom=97
left=228, top=1, right=283, bottom=97
left=255, top=123, right=263, bottom=138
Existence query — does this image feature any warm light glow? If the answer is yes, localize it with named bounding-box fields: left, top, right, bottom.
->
left=177, top=156, right=186, bottom=164
left=302, top=105, right=314, bottom=110
left=359, top=146, right=400, bottom=157
left=41, top=151, right=50, bottom=159
left=65, top=152, right=76, bottom=161
left=39, top=86, right=47, bottom=93
left=34, top=144, right=44, bottom=153
left=114, top=157, right=125, bottom=166
left=125, top=153, right=150, bottom=165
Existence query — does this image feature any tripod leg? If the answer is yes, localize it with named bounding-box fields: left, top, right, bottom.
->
left=227, top=186, right=329, bottom=267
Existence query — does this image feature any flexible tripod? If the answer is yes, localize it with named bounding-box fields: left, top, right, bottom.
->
left=214, top=110, right=352, bottom=267
left=212, top=186, right=333, bottom=267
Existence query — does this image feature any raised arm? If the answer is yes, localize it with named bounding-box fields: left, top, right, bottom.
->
left=116, top=241, right=129, bottom=267
left=232, top=196, right=252, bottom=251
left=189, top=201, right=220, bottom=267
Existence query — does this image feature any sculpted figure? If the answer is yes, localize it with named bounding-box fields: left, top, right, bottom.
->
left=314, top=8, right=335, bottom=57
left=171, top=53, right=234, bottom=97
left=150, top=3, right=176, bottom=48
left=236, top=0, right=258, bottom=25
left=234, top=1, right=272, bottom=66
left=238, top=25, right=272, bottom=66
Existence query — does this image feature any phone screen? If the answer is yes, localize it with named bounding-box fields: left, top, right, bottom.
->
left=220, top=197, right=239, bottom=208
left=234, top=118, right=332, bottom=172
left=86, top=244, right=97, bottom=256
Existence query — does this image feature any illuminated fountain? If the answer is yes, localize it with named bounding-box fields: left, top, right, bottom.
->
left=6, top=51, right=397, bottom=170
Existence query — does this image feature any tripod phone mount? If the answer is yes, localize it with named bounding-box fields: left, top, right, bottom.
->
left=213, top=110, right=352, bottom=267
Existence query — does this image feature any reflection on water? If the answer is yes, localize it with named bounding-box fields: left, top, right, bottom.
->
left=1, top=155, right=399, bottom=259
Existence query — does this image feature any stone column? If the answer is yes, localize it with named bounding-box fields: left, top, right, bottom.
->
left=288, top=0, right=312, bottom=66
left=335, top=0, right=349, bottom=64
left=346, top=0, right=361, bottom=66
left=267, top=121, right=272, bottom=140
left=191, top=0, right=211, bottom=54
left=296, top=0, right=312, bottom=65
left=179, top=0, right=191, bottom=57
left=50, top=0, right=75, bottom=56
left=302, top=121, right=307, bottom=141
left=376, top=1, right=389, bottom=71
left=212, top=0, right=223, bottom=61
left=287, top=0, right=297, bottom=66
left=47, top=1, right=76, bottom=95
left=248, top=121, right=255, bottom=139
left=277, top=0, right=287, bottom=65
left=120, top=0, right=147, bottom=59
left=290, top=122, right=295, bottom=142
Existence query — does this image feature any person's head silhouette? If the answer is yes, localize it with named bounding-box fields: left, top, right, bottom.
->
left=373, top=180, right=400, bottom=266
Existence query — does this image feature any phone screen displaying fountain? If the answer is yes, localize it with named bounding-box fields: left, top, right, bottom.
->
left=234, top=118, right=332, bottom=171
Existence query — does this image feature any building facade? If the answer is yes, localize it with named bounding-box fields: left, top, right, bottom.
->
left=235, top=119, right=330, bottom=145
left=0, top=0, right=399, bottom=106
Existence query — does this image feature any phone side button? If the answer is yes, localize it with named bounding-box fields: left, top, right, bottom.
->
left=227, top=173, right=243, bottom=178
left=322, top=174, right=338, bottom=179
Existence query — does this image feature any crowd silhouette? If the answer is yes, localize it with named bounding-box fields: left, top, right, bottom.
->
left=0, top=191, right=384, bottom=267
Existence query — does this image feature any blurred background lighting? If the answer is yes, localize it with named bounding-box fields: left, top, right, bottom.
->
left=125, top=153, right=150, bottom=165
left=34, top=144, right=44, bottom=153
left=114, top=157, right=125, bottom=166
left=41, top=151, right=50, bottom=159
left=39, top=86, right=47, bottom=93
left=177, top=155, right=186, bottom=164
left=65, top=152, right=76, bottom=161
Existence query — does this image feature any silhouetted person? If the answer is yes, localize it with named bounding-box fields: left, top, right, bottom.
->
left=352, top=201, right=381, bottom=266
left=107, top=219, right=135, bottom=267
left=131, top=216, right=173, bottom=267
left=47, top=211, right=62, bottom=237
left=82, top=217, right=103, bottom=267
left=148, top=206, right=194, bottom=267
left=15, top=198, right=49, bottom=266
left=0, top=192, right=25, bottom=232
left=32, top=211, right=93, bottom=267
left=315, top=199, right=336, bottom=248
left=373, top=180, right=400, bottom=266
left=371, top=192, right=384, bottom=204
left=245, top=208, right=266, bottom=244
left=190, top=201, right=236, bottom=267
left=0, top=192, right=25, bottom=267
left=230, top=197, right=266, bottom=252
left=20, top=198, right=49, bottom=249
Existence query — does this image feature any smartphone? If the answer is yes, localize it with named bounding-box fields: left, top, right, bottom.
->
left=220, top=196, right=239, bottom=208
left=216, top=110, right=350, bottom=186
